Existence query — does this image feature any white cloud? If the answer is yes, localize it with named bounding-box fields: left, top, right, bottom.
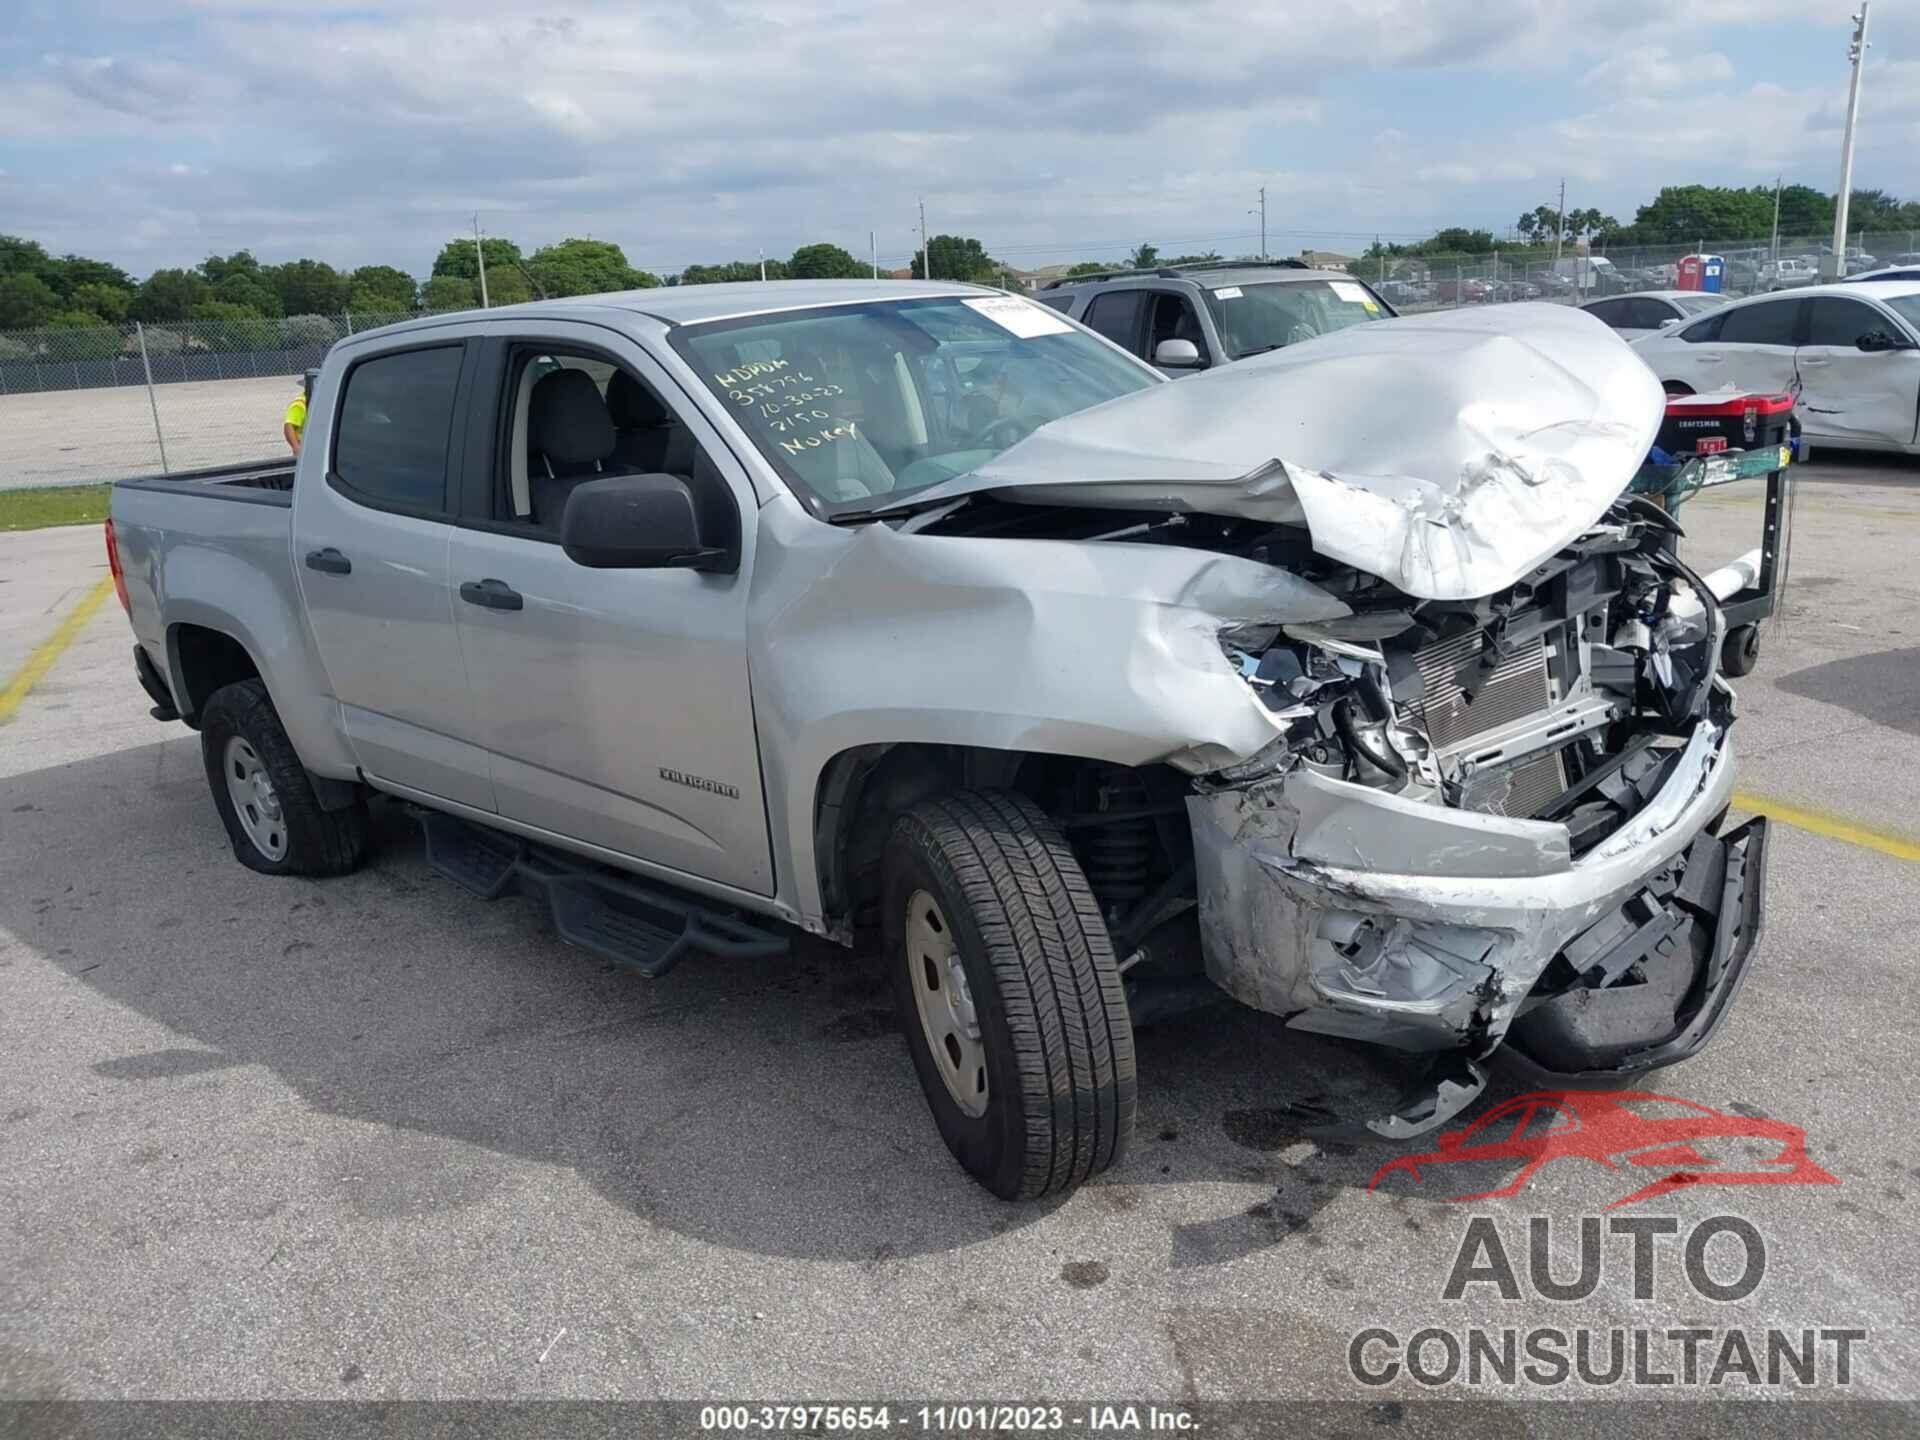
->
left=1585, top=46, right=1734, bottom=97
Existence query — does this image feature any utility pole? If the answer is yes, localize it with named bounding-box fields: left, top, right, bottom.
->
left=472, top=215, right=490, bottom=309
left=1249, top=186, right=1267, bottom=259
left=919, top=197, right=930, bottom=281
left=758, top=248, right=767, bottom=282
left=1552, top=179, right=1566, bottom=268
left=1829, top=3, right=1871, bottom=280
left=1770, top=176, right=1783, bottom=270
left=870, top=230, right=878, bottom=279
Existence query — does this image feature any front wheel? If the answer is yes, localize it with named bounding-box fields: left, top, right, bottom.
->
left=200, top=678, right=368, bottom=877
left=884, top=790, right=1136, bottom=1199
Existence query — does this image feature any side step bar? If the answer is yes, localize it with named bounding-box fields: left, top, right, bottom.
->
left=414, top=808, right=788, bottom=978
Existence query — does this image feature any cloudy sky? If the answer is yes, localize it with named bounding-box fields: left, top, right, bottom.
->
left=2, top=0, right=1916, bottom=281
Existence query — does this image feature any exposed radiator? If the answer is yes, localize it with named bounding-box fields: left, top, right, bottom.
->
left=1413, top=629, right=1567, bottom=818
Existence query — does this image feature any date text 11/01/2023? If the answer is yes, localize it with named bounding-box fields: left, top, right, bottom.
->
left=699, top=1405, right=1199, bottom=1433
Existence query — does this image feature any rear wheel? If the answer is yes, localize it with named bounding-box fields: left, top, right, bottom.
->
left=884, top=789, right=1135, bottom=1199
left=201, top=679, right=368, bottom=877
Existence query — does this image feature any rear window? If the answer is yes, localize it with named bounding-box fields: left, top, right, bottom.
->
left=332, top=345, right=464, bottom=512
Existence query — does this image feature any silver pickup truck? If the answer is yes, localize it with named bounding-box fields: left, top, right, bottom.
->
left=108, top=281, right=1766, bottom=1200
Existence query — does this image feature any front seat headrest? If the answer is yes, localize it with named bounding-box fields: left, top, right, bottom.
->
left=606, top=369, right=672, bottom=429
left=529, top=369, right=615, bottom=465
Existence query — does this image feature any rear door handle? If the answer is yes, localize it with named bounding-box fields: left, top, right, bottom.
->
left=459, top=578, right=524, bottom=612
left=304, top=547, right=351, bottom=575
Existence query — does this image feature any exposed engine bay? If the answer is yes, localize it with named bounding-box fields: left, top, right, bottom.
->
left=915, top=492, right=1763, bottom=1135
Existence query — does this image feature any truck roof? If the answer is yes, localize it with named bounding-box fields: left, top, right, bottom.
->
left=351, top=279, right=999, bottom=342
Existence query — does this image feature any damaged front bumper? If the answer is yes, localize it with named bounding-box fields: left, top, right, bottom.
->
left=1190, top=719, right=1765, bottom=1131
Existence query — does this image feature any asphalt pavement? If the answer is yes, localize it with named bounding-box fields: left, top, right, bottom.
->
left=2, top=456, right=1917, bottom=1417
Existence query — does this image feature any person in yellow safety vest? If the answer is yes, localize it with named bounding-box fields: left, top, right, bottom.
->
left=283, top=369, right=319, bottom=455
left=282, top=389, right=308, bottom=455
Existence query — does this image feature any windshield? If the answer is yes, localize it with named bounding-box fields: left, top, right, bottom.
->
left=1202, top=278, right=1389, bottom=359
left=670, top=295, right=1156, bottom=514
left=1672, top=294, right=1725, bottom=315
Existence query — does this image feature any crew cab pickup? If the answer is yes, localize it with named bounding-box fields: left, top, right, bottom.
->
left=108, top=283, right=1767, bottom=1199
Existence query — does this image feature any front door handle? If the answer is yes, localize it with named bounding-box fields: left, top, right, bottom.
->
left=304, top=547, right=351, bottom=575
left=459, top=578, right=524, bottom=612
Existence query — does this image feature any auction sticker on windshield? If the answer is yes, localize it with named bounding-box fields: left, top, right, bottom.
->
left=963, top=294, right=1073, bottom=338
left=1213, top=286, right=1244, bottom=299
left=1330, top=279, right=1381, bottom=312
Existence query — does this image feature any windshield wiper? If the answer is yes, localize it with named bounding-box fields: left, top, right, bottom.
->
left=1233, top=343, right=1287, bottom=358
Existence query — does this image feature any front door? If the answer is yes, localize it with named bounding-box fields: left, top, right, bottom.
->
left=1701, top=296, right=1804, bottom=397
left=1796, top=296, right=1920, bottom=447
left=295, top=338, right=497, bottom=811
left=446, top=324, right=774, bottom=895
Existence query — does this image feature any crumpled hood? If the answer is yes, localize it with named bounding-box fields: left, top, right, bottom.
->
left=907, top=303, right=1665, bottom=601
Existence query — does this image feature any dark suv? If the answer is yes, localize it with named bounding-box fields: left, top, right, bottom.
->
left=1037, top=260, right=1397, bottom=373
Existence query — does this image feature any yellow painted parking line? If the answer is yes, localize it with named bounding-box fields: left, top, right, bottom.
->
left=1732, top=790, right=1920, bottom=864
left=0, top=575, right=115, bottom=724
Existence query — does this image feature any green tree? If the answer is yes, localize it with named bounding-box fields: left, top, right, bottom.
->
left=482, top=264, right=534, bottom=306
left=1162, top=251, right=1222, bottom=266
left=0, top=273, right=60, bottom=327
left=787, top=242, right=866, bottom=279
left=1421, top=227, right=1496, bottom=254
left=1626, top=185, right=1775, bottom=244
left=678, top=259, right=788, bottom=284
left=432, top=236, right=523, bottom=280
left=1127, top=242, right=1160, bottom=270
left=1065, top=260, right=1112, bottom=277
left=133, top=268, right=212, bottom=323
left=0, top=235, right=53, bottom=279
left=200, top=250, right=263, bottom=286
left=213, top=272, right=283, bottom=316
left=1769, top=184, right=1832, bottom=237
left=44, top=308, right=109, bottom=330
left=48, top=255, right=134, bottom=301
left=527, top=238, right=657, bottom=296
left=421, top=275, right=477, bottom=310
left=282, top=315, right=340, bottom=350
left=912, top=234, right=994, bottom=281
left=70, top=283, right=131, bottom=323
left=264, top=259, right=350, bottom=315
left=188, top=301, right=279, bottom=351
left=348, top=265, right=417, bottom=312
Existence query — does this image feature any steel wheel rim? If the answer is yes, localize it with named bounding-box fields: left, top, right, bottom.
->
left=223, top=735, right=287, bottom=861
left=905, top=889, right=988, bottom=1117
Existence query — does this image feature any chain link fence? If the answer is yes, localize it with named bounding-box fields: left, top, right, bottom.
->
left=0, top=310, right=439, bottom=490
left=6, top=232, right=1920, bottom=491
left=1358, top=229, right=1920, bottom=312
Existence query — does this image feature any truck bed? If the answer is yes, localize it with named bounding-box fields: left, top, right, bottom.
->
left=115, top=458, right=295, bottom=508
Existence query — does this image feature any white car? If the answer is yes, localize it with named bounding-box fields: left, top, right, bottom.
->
left=1580, top=290, right=1727, bottom=341
left=1631, top=281, right=1920, bottom=453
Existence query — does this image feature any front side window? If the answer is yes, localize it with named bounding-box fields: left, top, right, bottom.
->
left=1882, top=294, right=1920, bottom=337
left=333, top=344, right=464, bottom=512
left=1804, top=297, right=1882, bottom=347
left=671, top=296, right=1156, bottom=514
left=1718, top=300, right=1802, bottom=347
left=1203, top=278, right=1388, bottom=358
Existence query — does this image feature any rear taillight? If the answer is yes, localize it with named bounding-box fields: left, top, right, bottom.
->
left=104, top=518, right=130, bottom=614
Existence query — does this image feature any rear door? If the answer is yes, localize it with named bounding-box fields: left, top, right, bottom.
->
left=1668, top=297, right=1803, bottom=395
left=294, top=336, right=496, bottom=811
left=1796, top=295, right=1920, bottom=447
left=444, top=321, right=774, bottom=895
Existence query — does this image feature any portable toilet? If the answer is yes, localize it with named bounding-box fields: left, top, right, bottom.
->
left=1676, top=254, right=1726, bottom=293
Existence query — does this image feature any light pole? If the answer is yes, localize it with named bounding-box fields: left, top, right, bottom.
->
left=472, top=215, right=490, bottom=309
left=1827, top=3, right=1871, bottom=281
left=919, top=197, right=930, bottom=281
left=1249, top=186, right=1267, bottom=259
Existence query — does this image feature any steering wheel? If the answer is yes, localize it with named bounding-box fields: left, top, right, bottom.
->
left=964, top=412, right=1040, bottom=450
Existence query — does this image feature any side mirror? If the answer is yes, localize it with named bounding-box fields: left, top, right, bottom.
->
left=1857, top=330, right=1911, bottom=353
left=1153, top=337, right=1205, bottom=369
left=560, top=473, right=730, bottom=572
left=1659, top=316, right=1681, bottom=327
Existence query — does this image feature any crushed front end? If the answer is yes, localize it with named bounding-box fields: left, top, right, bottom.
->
left=1188, top=503, right=1767, bottom=1132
